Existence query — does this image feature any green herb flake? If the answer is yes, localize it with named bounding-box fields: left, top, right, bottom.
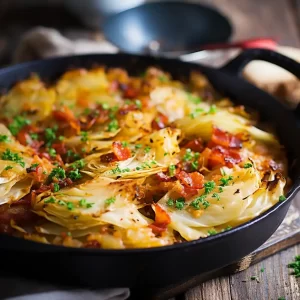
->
left=135, top=144, right=142, bottom=149
left=1, top=149, right=25, bottom=167
left=48, top=148, right=56, bottom=157
left=212, top=193, right=220, bottom=201
left=204, top=181, right=215, bottom=194
left=44, top=197, right=56, bottom=204
left=191, top=160, right=198, bottom=171
left=207, top=229, right=217, bottom=236
left=102, top=103, right=109, bottom=110
left=4, top=165, right=13, bottom=170
left=278, top=297, right=285, bottom=300
left=107, top=119, right=119, bottom=132
left=31, top=163, right=39, bottom=168
left=219, top=187, right=224, bottom=193
left=79, top=199, right=87, bottom=207
left=279, top=195, right=286, bottom=202
left=169, top=165, right=176, bottom=177
left=190, top=108, right=204, bottom=119
left=105, top=197, right=116, bottom=205
left=0, top=135, right=10, bottom=142
left=80, top=131, right=89, bottom=142
left=57, top=200, right=66, bottom=206
left=134, top=99, right=142, bottom=109
left=72, top=159, right=85, bottom=169
left=68, top=169, right=82, bottom=181
left=187, top=93, right=202, bottom=104
left=83, top=108, right=91, bottom=115
left=183, top=148, right=193, bottom=162
left=44, top=127, right=57, bottom=146
left=219, top=175, right=233, bottom=187
left=48, top=167, right=66, bottom=182
left=159, top=75, right=168, bottom=83
left=53, top=183, right=60, bottom=193
left=121, top=141, right=128, bottom=147
left=58, top=135, right=64, bottom=141
left=86, top=203, right=94, bottom=208
left=260, top=267, right=265, bottom=273
left=144, top=146, right=151, bottom=153
left=8, top=116, right=31, bottom=136
left=288, top=255, right=300, bottom=278
left=67, top=202, right=74, bottom=211
left=244, top=163, right=253, bottom=168
left=167, top=199, right=174, bottom=207
left=208, top=104, right=217, bottom=114
left=175, top=197, right=185, bottom=210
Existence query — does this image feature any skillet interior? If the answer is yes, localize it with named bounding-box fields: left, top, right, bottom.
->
left=0, top=53, right=299, bottom=288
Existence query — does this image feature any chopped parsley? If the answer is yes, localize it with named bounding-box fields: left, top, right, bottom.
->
left=250, top=276, right=259, bottom=282
left=8, top=116, right=31, bottom=135
left=134, top=99, right=142, bottom=109
left=4, top=165, right=13, bottom=170
left=107, top=119, right=119, bottom=132
left=68, top=169, right=82, bottom=181
left=288, top=255, right=300, bottom=277
left=279, top=195, right=286, bottom=202
left=121, top=141, right=128, bottom=147
left=207, top=229, right=217, bottom=236
left=79, top=199, right=87, bottom=207
left=86, top=203, right=94, bottom=208
left=83, top=108, right=91, bottom=115
left=159, top=75, right=168, bottom=83
left=44, top=127, right=57, bottom=146
left=30, top=133, right=39, bottom=140
left=48, top=148, right=56, bottom=157
left=190, top=108, right=204, bottom=119
left=67, top=202, right=74, bottom=211
left=219, top=175, right=233, bottom=187
left=212, top=193, right=220, bottom=201
left=105, top=197, right=116, bottom=205
left=191, top=160, right=199, bottom=171
left=0, top=135, right=10, bottom=142
left=204, top=181, right=215, bottom=194
left=102, top=103, right=109, bottom=110
left=53, top=183, right=60, bottom=192
left=1, top=149, right=25, bottom=167
left=260, top=267, right=265, bottom=273
left=244, top=163, right=253, bottom=168
left=111, top=165, right=130, bottom=174
left=144, top=146, right=151, bottom=153
left=48, top=167, right=66, bottom=182
left=58, top=200, right=66, bottom=206
left=167, top=197, right=186, bottom=210
left=278, top=297, right=285, bottom=300
left=187, top=93, right=202, bottom=104
left=190, top=195, right=210, bottom=210
left=208, top=104, right=217, bottom=114
left=219, top=187, right=224, bottom=193
left=72, top=160, right=85, bottom=169
left=183, top=148, right=193, bottom=161
left=58, top=135, right=64, bottom=141
left=31, top=163, right=39, bottom=168
left=221, top=225, right=232, bottom=232
left=169, top=165, right=176, bottom=177
left=80, top=131, right=88, bottom=142
left=135, top=144, right=142, bottom=149
left=44, top=197, right=56, bottom=204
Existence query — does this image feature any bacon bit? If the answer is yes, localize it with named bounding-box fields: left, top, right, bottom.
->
left=52, top=143, right=67, bottom=155
left=156, top=172, right=174, bottom=182
left=149, top=204, right=171, bottom=234
left=16, top=125, right=43, bottom=150
left=176, top=171, right=204, bottom=189
left=112, top=142, right=131, bottom=161
left=84, top=240, right=101, bottom=248
left=210, top=127, right=242, bottom=149
left=118, top=104, right=137, bottom=115
left=52, top=106, right=80, bottom=134
left=183, top=138, right=204, bottom=152
left=151, top=113, right=169, bottom=130
left=26, top=165, right=43, bottom=182
left=120, top=84, right=139, bottom=99
left=100, top=152, right=118, bottom=163
left=34, top=178, right=73, bottom=195
left=208, top=146, right=242, bottom=169
left=177, top=161, right=194, bottom=173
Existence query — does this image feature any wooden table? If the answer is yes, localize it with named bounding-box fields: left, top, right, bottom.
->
left=0, top=1, right=299, bottom=299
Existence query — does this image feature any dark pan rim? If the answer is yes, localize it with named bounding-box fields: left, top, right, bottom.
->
left=0, top=53, right=298, bottom=255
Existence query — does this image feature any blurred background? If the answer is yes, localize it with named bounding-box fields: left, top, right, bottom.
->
left=0, top=0, right=299, bottom=66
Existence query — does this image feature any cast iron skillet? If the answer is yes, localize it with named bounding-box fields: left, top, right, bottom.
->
left=0, top=49, right=300, bottom=289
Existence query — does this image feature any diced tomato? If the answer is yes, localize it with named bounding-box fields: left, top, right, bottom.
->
left=151, top=113, right=169, bottom=130
left=112, top=142, right=131, bottom=161
left=183, top=138, right=204, bottom=152
left=176, top=171, right=204, bottom=189
left=210, top=127, right=242, bottom=149
left=149, top=204, right=171, bottom=234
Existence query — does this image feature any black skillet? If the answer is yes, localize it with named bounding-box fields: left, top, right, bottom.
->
left=103, top=1, right=232, bottom=55
left=0, top=49, right=300, bottom=290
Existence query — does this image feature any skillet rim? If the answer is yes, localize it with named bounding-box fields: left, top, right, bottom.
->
left=0, top=53, right=298, bottom=255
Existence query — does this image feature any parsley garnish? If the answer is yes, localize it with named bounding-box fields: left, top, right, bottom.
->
left=190, top=195, right=210, bottom=210
left=79, top=199, right=86, bottom=207
left=4, top=165, right=13, bottom=170
left=219, top=187, right=224, bottom=193
left=279, top=195, right=286, bottom=202
left=191, top=160, right=198, bottom=171
left=48, top=148, right=56, bottom=157
left=58, top=200, right=66, bottom=206
left=86, top=203, right=94, bottom=208
left=80, top=131, right=88, bottom=142
left=102, top=103, right=109, bottom=110
left=278, top=297, right=285, bottom=300
left=44, top=197, right=56, bottom=204
left=134, top=99, right=142, bottom=109
left=190, top=108, right=204, bottom=119
left=144, top=146, right=151, bottom=153
left=244, top=163, right=253, bottom=168
left=107, top=119, right=119, bottom=132
left=250, top=276, right=260, bottom=282
left=135, top=144, right=142, bottom=149
left=68, top=169, right=82, bottom=181
left=219, top=175, right=233, bottom=187
left=30, top=133, right=39, bottom=140
left=83, top=108, right=91, bottom=115
left=169, top=165, right=176, bottom=177
left=72, top=160, right=85, bottom=169
left=167, top=199, right=174, bottom=206
left=212, top=193, right=220, bottom=200
left=159, top=75, right=168, bottom=83
left=167, top=198, right=186, bottom=210
left=187, top=93, right=202, bottom=104
left=48, top=167, right=66, bottom=182
left=208, top=104, right=217, bottom=114
left=8, top=116, right=31, bottom=135
left=1, top=149, right=25, bottom=167
left=44, top=127, right=57, bottom=146
left=260, top=267, right=265, bottom=273
left=121, top=141, right=128, bottom=147
left=31, top=163, right=39, bottom=168
left=204, top=181, right=215, bottom=194
left=207, top=229, right=217, bottom=236
left=53, top=183, right=60, bottom=192
left=0, top=135, right=10, bottom=142
left=105, top=197, right=116, bottom=205
left=67, top=202, right=74, bottom=210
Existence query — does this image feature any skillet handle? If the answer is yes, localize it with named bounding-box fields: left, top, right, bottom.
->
left=221, top=48, right=300, bottom=117
left=220, top=48, right=300, bottom=78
